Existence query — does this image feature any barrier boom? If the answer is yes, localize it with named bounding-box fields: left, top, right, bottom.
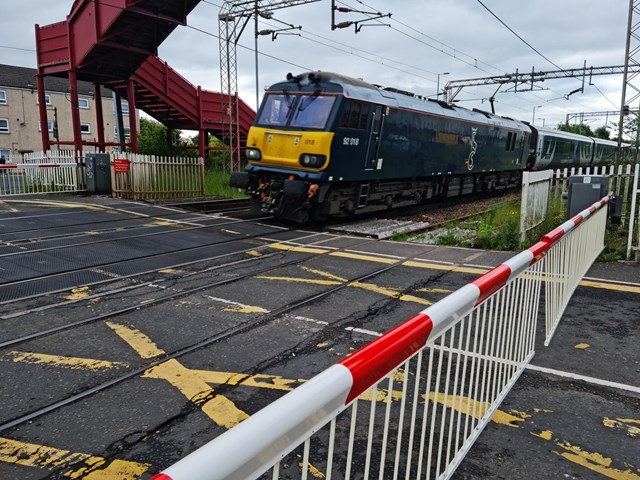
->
left=152, top=195, right=611, bottom=480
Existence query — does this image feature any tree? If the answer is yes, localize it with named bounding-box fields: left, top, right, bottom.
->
left=557, top=123, right=595, bottom=137
left=593, top=126, right=611, bottom=140
left=611, top=113, right=640, bottom=147
left=137, top=117, right=196, bottom=156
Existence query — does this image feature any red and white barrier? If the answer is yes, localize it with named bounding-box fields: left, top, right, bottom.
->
left=151, top=195, right=611, bottom=480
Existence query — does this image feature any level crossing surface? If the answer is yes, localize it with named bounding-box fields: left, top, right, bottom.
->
left=0, top=195, right=638, bottom=480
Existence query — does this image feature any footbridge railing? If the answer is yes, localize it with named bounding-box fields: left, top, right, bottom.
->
left=151, top=195, right=612, bottom=480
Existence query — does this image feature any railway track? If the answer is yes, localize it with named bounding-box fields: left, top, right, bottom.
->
left=0, top=225, right=449, bottom=437
left=0, top=194, right=505, bottom=478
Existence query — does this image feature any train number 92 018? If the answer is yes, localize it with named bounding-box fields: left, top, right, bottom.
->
left=343, top=137, right=360, bottom=146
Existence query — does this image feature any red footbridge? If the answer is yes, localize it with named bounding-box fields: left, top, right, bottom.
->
left=35, top=0, right=255, bottom=158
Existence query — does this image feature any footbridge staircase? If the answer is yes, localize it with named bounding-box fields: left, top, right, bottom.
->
left=35, top=0, right=255, bottom=160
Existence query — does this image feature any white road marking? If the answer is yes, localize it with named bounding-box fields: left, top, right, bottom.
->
left=526, top=364, right=640, bottom=394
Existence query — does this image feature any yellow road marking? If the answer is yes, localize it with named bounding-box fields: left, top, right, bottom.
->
left=603, top=417, right=640, bottom=438
left=580, top=280, right=640, bottom=294
left=416, top=287, right=453, bottom=294
left=0, top=437, right=150, bottom=478
left=110, top=322, right=249, bottom=429
left=269, top=243, right=331, bottom=254
left=106, top=322, right=165, bottom=359
left=268, top=243, right=638, bottom=294
left=192, top=370, right=305, bottom=392
left=331, top=251, right=398, bottom=264
left=256, top=276, right=341, bottom=286
left=143, top=359, right=249, bottom=428
left=258, top=266, right=435, bottom=306
left=158, top=268, right=180, bottom=273
left=301, top=266, right=347, bottom=282
left=402, top=260, right=488, bottom=275
left=349, top=282, right=432, bottom=306
left=65, top=286, right=91, bottom=301
left=205, top=296, right=270, bottom=314
left=2, top=199, right=102, bottom=211
left=425, top=392, right=528, bottom=428
left=575, top=343, right=590, bottom=349
left=1, top=351, right=128, bottom=371
left=0, top=200, right=18, bottom=213
left=530, top=431, right=640, bottom=479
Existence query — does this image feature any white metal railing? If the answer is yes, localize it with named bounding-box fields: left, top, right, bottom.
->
left=150, top=196, right=612, bottom=480
left=520, top=170, right=553, bottom=242
left=0, top=150, right=86, bottom=195
left=626, top=163, right=640, bottom=261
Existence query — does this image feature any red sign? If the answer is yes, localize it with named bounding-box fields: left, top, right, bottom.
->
left=113, top=158, right=130, bottom=173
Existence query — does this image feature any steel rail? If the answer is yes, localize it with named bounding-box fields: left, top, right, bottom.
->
left=0, top=237, right=422, bottom=434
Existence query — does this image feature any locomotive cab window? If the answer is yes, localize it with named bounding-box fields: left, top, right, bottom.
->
left=290, top=95, right=336, bottom=129
left=257, top=94, right=295, bottom=126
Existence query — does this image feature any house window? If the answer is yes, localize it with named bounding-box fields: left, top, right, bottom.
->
left=80, top=123, right=91, bottom=134
left=0, top=149, right=10, bottom=162
left=37, top=94, right=51, bottom=105
left=114, top=126, right=131, bottom=138
left=38, top=121, right=54, bottom=132
left=121, top=101, right=129, bottom=114
left=0, top=118, right=9, bottom=133
left=78, top=98, right=90, bottom=109
left=0, top=90, right=6, bottom=105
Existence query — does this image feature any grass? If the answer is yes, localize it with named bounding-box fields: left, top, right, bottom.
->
left=204, top=170, right=246, bottom=198
left=408, top=195, right=630, bottom=262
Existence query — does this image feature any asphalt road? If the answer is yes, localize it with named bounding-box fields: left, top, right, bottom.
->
left=0, top=195, right=637, bottom=480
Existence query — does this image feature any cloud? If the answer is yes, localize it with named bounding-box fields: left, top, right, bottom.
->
left=1, top=0, right=630, bottom=128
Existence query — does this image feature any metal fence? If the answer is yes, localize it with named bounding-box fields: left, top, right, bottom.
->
left=519, top=164, right=639, bottom=260
left=0, top=151, right=205, bottom=201
left=151, top=196, right=611, bottom=480
left=520, top=170, right=553, bottom=242
left=0, top=150, right=85, bottom=195
left=110, top=152, right=205, bottom=200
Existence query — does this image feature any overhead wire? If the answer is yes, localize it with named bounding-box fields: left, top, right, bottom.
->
left=8, top=0, right=620, bottom=126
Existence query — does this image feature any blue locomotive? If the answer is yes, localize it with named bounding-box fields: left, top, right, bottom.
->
left=230, top=71, right=620, bottom=223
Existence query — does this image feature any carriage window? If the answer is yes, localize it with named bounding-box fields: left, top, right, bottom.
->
left=290, top=95, right=336, bottom=129
left=256, top=94, right=294, bottom=126
left=506, top=132, right=513, bottom=151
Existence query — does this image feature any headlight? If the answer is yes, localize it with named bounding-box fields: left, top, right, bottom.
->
left=246, top=148, right=261, bottom=160
left=299, top=154, right=326, bottom=168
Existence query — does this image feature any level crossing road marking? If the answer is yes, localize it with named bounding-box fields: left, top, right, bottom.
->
left=0, top=200, right=18, bottom=213
left=267, top=242, right=640, bottom=294
left=256, top=266, right=439, bottom=306
left=143, top=359, right=250, bottom=429
left=4, top=321, right=637, bottom=479
left=106, top=321, right=166, bottom=359
left=0, top=436, right=150, bottom=478
left=1, top=350, right=128, bottom=371
left=603, top=418, right=640, bottom=437
left=527, top=364, right=640, bottom=395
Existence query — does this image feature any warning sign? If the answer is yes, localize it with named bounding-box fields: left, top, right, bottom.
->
left=113, top=158, right=130, bottom=173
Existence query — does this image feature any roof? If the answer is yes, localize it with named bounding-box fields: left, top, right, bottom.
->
left=0, top=63, right=113, bottom=98
left=269, top=71, right=529, bottom=132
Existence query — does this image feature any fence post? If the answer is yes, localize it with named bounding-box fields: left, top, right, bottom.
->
left=627, top=163, right=640, bottom=260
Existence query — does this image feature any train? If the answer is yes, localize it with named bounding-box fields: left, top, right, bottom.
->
left=230, top=71, right=622, bottom=223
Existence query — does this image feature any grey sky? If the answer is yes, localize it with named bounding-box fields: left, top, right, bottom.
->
left=0, top=1, right=630, bottom=131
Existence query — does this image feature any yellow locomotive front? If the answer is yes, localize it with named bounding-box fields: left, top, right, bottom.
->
left=232, top=75, right=343, bottom=222
left=245, top=92, right=336, bottom=170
